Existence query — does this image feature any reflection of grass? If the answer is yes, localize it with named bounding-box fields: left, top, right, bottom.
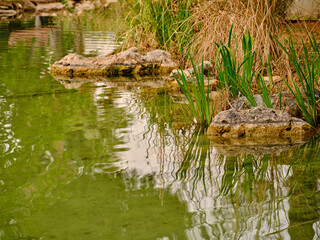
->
left=175, top=127, right=213, bottom=193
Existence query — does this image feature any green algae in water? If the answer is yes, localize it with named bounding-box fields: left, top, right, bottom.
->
left=0, top=13, right=320, bottom=240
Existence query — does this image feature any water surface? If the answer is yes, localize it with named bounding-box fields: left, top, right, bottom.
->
left=0, top=9, right=319, bottom=240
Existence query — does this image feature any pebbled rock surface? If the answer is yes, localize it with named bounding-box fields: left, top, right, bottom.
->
left=50, top=47, right=178, bottom=78
left=207, top=106, right=315, bottom=138
left=232, top=92, right=302, bottom=118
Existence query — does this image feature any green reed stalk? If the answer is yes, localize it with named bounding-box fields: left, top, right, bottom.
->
left=215, top=28, right=257, bottom=107
left=275, top=37, right=318, bottom=127
left=131, top=0, right=194, bottom=55
left=256, top=72, right=273, bottom=108
left=173, top=58, right=214, bottom=128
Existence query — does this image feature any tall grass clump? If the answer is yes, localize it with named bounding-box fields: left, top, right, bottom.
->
left=275, top=35, right=318, bottom=127
left=173, top=59, right=214, bottom=128
left=215, top=27, right=277, bottom=108
left=122, top=0, right=194, bottom=60
left=122, top=0, right=291, bottom=71
left=191, top=0, right=291, bottom=68
left=215, top=29, right=257, bottom=107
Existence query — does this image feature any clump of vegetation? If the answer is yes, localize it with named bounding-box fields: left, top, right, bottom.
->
left=215, top=28, right=275, bottom=108
left=215, top=28, right=257, bottom=107
left=122, top=0, right=194, bottom=63
left=122, top=0, right=291, bottom=69
left=174, top=29, right=320, bottom=127
left=275, top=33, right=319, bottom=127
left=121, top=0, right=320, bottom=128
left=173, top=59, right=214, bottom=128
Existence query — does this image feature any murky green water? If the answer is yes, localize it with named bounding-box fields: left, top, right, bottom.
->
left=0, top=9, right=320, bottom=240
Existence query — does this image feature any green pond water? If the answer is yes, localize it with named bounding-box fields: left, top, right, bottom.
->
left=0, top=9, right=320, bottom=240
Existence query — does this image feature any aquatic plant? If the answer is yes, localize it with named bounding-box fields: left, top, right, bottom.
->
left=173, top=59, right=214, bottom=128
left=256, top=72, right=273, bottom=108
left=123, top=0, right=290, bottom=69
left=123, top=0, right=194, bottom=61
left=275, top=36, right=318, bottom=127
left=215, top=28, right=257, bottom=107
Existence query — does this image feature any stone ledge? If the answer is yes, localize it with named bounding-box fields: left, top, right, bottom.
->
left=50, top=48, right=177, bottom=78
left=207, top=106, right=315, bottom=138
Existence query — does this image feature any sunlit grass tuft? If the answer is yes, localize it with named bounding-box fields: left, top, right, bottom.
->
left=173, top=58, right=214, bottom=128
left=275, top=35, right=318, bottom=127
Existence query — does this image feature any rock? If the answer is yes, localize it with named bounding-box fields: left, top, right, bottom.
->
left=36, top=2, right=65, bottom=12
left=207, top=106, right=315, bottom=138
left=165, top=76, right=219, bottom=94
left=170, top=61, right=212, bottom=79
left=74, top=1, right=94, bottom=12
left=14, top=2, right=23, bottom=10
left=287, top=0, right=320, bottom=20
left=24, top=0, right=37, bottom=11
left=232, top=92, right=302, bottom=118
left=0, top=9, right=17, bottom=17
left=50, top=47, right=178, bottom=78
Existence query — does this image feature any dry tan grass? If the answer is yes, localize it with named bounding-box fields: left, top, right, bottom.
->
left=190, top=0, right=292, bottom=73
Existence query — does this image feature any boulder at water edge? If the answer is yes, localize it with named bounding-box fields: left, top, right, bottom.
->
left=50, top=47, right=177, bottom=78
left=207, top=106, right=315, bottom=139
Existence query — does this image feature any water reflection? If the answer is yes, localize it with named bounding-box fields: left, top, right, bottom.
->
left=0, top=10, right=320, bottom=240
left=167, top=132, right=320, bottom=239
left=121, top=90, right=320, bottom=238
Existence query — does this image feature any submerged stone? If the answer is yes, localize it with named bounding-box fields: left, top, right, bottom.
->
left=50, top=47, right=177, bottom=78
left=207, top=106, right=315, bottom=138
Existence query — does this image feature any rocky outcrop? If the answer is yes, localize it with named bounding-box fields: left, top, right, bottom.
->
left=287, top=0, right=320, bottom=20
left=0, top=1, right=24, bottom=19
left=232, top=92, right=302, bottom=118
left=0, top=0, right=113, bottom=19
left=50, top=47, right=178, bottom=78
left=207, top=106, right=315, bottom=138
left=0, top=0, right=65, bottom=19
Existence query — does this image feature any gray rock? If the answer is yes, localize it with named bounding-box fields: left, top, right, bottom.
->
left=232, top=92, right=302, bottom=118
left=24, top=0, right=37, bottom=11
left=50, top=47, right=178, bottom=78
left=36, top=2, right=65, bottom=12
left=207, top=106, right=315, bottom=138
left=0, top=9, right=17, bottom=17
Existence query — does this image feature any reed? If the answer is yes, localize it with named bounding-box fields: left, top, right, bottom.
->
left=173, top=58, right=214, bottom=128
left=215, top=28, right=257, bottom=107
left=122, top=0, right=194, bottom=61
left=191, top=0, right=290, bottom=70
left=275, top=36, right=318, bottom=127
left=256, top=72, right=273, bottom=108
